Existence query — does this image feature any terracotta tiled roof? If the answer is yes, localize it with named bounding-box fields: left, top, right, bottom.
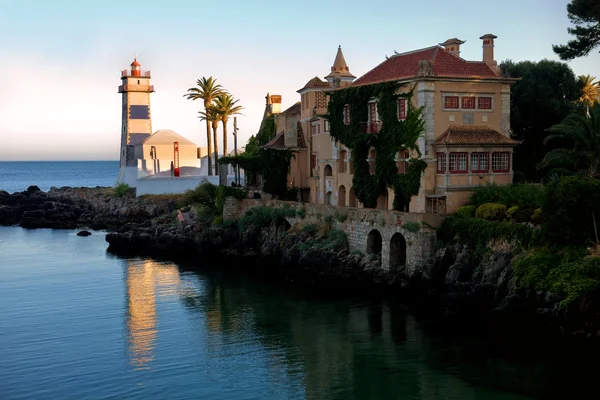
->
left=433, top=125, right=520, bottom=147
left=282, top=101, right=301, bottom=115
left=298, top=76, right=331, bottom=91
left=263, top=122, right=307, bottom=150
left=352, top=46, right=502, bottom=86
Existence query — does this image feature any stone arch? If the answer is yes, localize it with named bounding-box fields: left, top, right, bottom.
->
left=389, top=232, right=407, bottom=271
left=349, top=187, right=357, bottom=207
left=325, top=191, right=332, bottom=205
left=324, top=164, right=333, bottom=177
left=338, top=185, right=346, bottom=207
left=366, top=229, right=382, bottom=255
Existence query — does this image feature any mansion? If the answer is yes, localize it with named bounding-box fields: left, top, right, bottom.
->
left=259, top=35, right=519, bottom=214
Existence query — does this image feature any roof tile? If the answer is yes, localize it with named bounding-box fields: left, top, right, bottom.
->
left=433, top=125, right=520, bottom=146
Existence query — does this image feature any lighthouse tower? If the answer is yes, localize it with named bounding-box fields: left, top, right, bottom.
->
left=115, top=58, right=155, bottom=187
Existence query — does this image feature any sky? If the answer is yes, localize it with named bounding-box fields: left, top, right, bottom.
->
left=0, top=0, right=598, bottom=161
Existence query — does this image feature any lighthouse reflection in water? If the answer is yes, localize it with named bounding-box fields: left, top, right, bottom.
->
left=124, top=259, right=181, bottom=369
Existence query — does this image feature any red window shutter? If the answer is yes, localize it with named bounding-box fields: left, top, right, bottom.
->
left=398, top=99, right=407, bottom=120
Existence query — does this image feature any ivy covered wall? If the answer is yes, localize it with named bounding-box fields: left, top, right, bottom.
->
left=326, top=82, right=427, bottom=211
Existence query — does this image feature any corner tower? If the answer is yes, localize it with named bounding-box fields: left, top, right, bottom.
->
left=324, top=45, right=355, bottom=88
left=116, top=58, right=155, bottom=186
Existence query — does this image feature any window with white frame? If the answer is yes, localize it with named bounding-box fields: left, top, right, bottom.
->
left=449, top=152, right=468, bottom=173
left=492, top=152, right=510, bottom=172
left=368, top=101, right=378, bottom=122
left=470, top=152, right=489, bottom=172
left=437, top=153, right=446, bottom=173
left=324, top=120, right=329, bottom=132
left=461, top=97, right=476, bottom=109
left=478, top=96, right=492, bottom=110
left=444, top=96, right=459, bottom=109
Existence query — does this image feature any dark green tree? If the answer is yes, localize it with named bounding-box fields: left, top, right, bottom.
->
left=553, top=0, right=600, bottom=60
left=501, top=59, right=580, bottom=181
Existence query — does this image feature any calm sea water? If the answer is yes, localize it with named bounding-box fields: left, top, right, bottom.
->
left=0, top=226, right=598, bottom=399
left=0, top=161, right=119, bottom=193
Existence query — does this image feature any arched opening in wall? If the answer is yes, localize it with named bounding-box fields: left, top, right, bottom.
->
left=338, top=185, right=346, bottom=207
left=348, top=187, right=357, bottom=207
left=338, top=150, right=347, bottom=173
left=324, top=164, right=333, bottom=177
left=325, top=191, right=332, bottom=205
left=366, top=229, right=382, bottom=256
left=389, top=232, right=407, bottom=271
left=377, top=193, right=388, bottom=210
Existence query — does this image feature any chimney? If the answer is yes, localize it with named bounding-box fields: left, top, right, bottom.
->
left=439, top=38, right=465, bottom=57
left=271, top=95, right=282, bottom=114
left=480, top=34, right=499, bottom=73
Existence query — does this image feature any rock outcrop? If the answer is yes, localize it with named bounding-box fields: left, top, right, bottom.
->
left=0, top=186, right=176, bottom=230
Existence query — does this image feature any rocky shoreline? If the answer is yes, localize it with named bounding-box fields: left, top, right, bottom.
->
left=0, top=186, right=177, bottom=230
left=3, top=186, right=599, bottom=339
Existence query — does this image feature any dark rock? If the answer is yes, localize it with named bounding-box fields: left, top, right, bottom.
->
left=77, top=230, right=92, bottom=237
left=25, top=185, right=41, bottom=194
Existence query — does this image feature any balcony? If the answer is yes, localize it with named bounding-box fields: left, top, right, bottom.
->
left=118, top=84, right=155, bottom=93
left=360, top=121, right=382, bottom=134
left=121, top=69, right=152, bottom=77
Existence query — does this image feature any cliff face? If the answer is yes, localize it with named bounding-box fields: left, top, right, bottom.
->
left=0, top=186, right=176, bottom=229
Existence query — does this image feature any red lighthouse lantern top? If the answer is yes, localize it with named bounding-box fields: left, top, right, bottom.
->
left=131, top=58, right=141, bottom=76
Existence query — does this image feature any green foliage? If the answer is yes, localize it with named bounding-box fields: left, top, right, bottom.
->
left=542, top=174, right=600, bottom=245
left=301, top=223, right=318, bottom=235
left=212, top=216, right=224, bottom=226
left=195, top=204, right=217, bottom=224
left=475, top=203, right=508, bottom=221
left=238, top=206, right=296, bottom=232
left=538, top=102, right=600, bottom=178
left=324, top=214, right=334, bottom=226
left=455, top=205, right=476, bottom=218
left=183, top=182, right=217, bottom=207
left=469, top=183, right=545, bottom=209
left=334, top=208, right=347, bottom=222
left=513, top=246, right=600, bottom=308
left=296, top=206, right=306, bottom=219
left=327, top=82, right=426, bottom=211
left=114, top=183, right=132, bottom=198
left=531, top=208, right=543, bottom=225
left=402, top=221, right=421, bottom=233
left=501, top=59, right=580, bottom=181
left=215, top=185, right=246, bottom=213
left=506, top=206, right=520, bottom=221
left=553, top=0, right=600, bottom=60
left=438, top=215, right=538, bottom=253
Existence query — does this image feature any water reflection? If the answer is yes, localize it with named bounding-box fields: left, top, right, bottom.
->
left=124, top=259, right=181, bottom=369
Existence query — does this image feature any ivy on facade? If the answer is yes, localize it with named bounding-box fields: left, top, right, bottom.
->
left=220, top=114, right=293, bottom=198
left=326, top=82, right=427, bottom=211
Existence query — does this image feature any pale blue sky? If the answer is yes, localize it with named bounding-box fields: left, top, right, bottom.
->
left=0, top=0, right=597, bottom=160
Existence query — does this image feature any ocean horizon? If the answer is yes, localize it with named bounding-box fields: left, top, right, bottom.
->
left=0, top=161, right=120, bottom=193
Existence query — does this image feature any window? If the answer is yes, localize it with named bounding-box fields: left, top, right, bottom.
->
left=396, top=150, right=409, bottom=174
left=478, top=96, right=492, bottom=110
left=397, top=98, right=407, bottom=120
left=444, top=96, right=459, bottom=109
left=317, top=124, right=320, bottom=134
left=461, top=97, right=475, bottom=109
left=369, top=101, right=378, bottom=122
left=470, top=152, right=489, bottom=172
left=492, top=152, right=510, bottom=172
left=311, top=153, right=317, bottom=169
left=324, top=120, right=329, bottom=132
left=369, top=149, right=376, bottom=174
left=427, top=197, right=446, bottom=214
left=311, top=125, right=317, bottom=136
left=449, top=152, right=468, bottom=173
left=437, top=153, right=446, bottom=173
left=343, top=104, right=350, bottom=125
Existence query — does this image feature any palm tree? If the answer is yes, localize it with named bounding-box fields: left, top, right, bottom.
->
left=578, top=75, right=599, bottom=109
left=198, top=108, right=221, bottom=176
left=184, top=77, right=225, bottom=176
left=538, top=102, right=600, bottom=177
left=213, top=93, right=244, bottom=157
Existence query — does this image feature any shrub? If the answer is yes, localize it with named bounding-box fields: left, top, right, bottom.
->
left=402, top=221, right=421, bottom=233
left=469, top=183, right=545, bottom=209
left=531, top=208, right=543, bottom=225
left=438, top=215, right=538, bottom=253
left=195, top=204, right=217, bottom=224
left=506, top=206, right=519, bottom=221
left=334, top=208, right=348, bottom=222
left=322, top=229, right=348, bottom=251
left=238, top=206, right=296, bottom=232
left=212, top=216, right=224, bottom=226
left=114, top=183, right=132, bottom=197
left=183, top=183, right=217, bottom=207
left=455, top=205, right=476, bottom=218
left=296, top=206, right=306, bottom=219
left=301, top=223, right=318, bottom=235
left=475, top=203, right=507, bottom=221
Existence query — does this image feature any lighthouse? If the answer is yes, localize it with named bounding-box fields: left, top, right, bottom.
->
left=115, top=58, right=155, bottom=186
